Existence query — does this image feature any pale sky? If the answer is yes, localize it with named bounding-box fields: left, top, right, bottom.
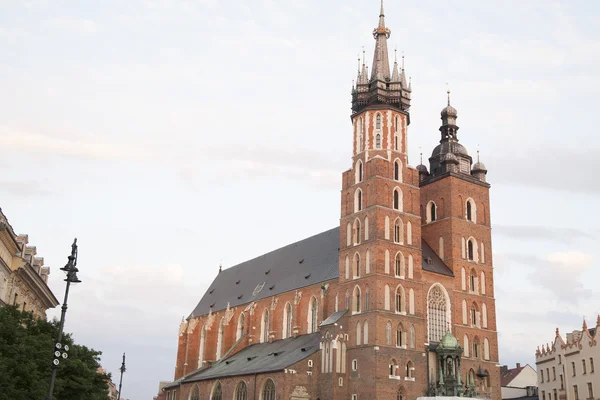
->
left=1, top=0, right=599, bottom=399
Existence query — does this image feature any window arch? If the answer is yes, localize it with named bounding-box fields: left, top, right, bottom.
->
left=467, top=238, right=477, bottom=261
left=396, top=323, right=406, bottom=347
left=482, top=303, right=488, bottom=328
left=365, top=249, right=371, bottom=274
left=470, top=268, right=478, bottom=293
left=384, top=284, right=391, bottom=310
left=395, top=133, right=399, bottom=151
left=216, top=317, right=225, bottom=360
left=364, top=217, right=369, bottom=240
left=386, top=321, right=392, bottom=345
left=211, top=381, right=222, bottom=400
left=462, top=300, right=468, bottom=325
left=235, top=381, right=248, bottom=400
left=393, top=188, right=403, bottom=211
left=473, top=337, right=481, bottom=359
left=345, top=290, right=350, bottom=309
left=353, top=253, right=360, bottom=278
left=283, top=302, right=292, bottom=339
left=353, top=219, right=361, bottom=245
left=385, top=249, right=390, bottom=274
left=426, top=201, right=437, bottom=223
left=355, top=160, right=363, bottom=183
left=394, top=218, right=403, bottom=244
left=427, top=284, right=450, bottom=343
left=395, top=252, right=405, bottom=278
left=409, top=288, right=415, bottom=315
left=395, top=285, right=405, bottom=314
left=394, top=159, right=402, bottom=181
left=261, top=309, right=269, bottom=343
left=406, top=222, right=412, bottom=245
left=408, top=255, right=413, bottom=279
left=389, top=358, right=399, bottom=377
left=356, top=321, right=362, bottom=345
left=363, top=320, right=369, bottom=344
left=466, top=198, right=476, bottom=222
left=471, top=302, right=479, bottom=327
left=354, top=189, right=363, bottom=212
left=385, top=216, right=390, bottom=240
left=190, top=385, right=200, bottom=400
left=463, top=335, right=470, bottom=357
left=376, top=134, right=382, bottom=148
left=484, top=337, right=490, bottom=360
left=376, top=113, right=382, bottom=129
left=353, top=286, right=361, bottom=313
left=345, top=255, right=349, bottom=279
left=461, top=268, right=466, bottom=291
left=261, top=379, right=276, bottom=400
left=406, top=360, right=415, bottom=379
left=236, top=313, right=245, bottom=341
left=410, top=325, right=415, bottom=348
left=198, top=324, right=206, bottom=367
left=308, top=296, right=318, bottom=333
left=346, top=222, right=351, bottom=246
left=365, top=286, right=370, bottom=311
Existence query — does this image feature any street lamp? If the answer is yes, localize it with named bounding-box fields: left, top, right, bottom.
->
left=117, top=352, right=127, bottom=400
left=45, top=238, right=82, bottom=400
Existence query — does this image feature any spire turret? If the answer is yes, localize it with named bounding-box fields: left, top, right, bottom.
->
left=370, top=0, right=391, bottom=81
left=400, top=54, right=408, bottom=87
left=391, top=49, right=400, bottom=82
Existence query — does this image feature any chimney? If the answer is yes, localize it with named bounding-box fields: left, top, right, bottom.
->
left=516, top=363, right=521, bottom=369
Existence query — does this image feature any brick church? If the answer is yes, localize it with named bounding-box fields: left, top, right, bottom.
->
left=164, top=2, right=500, bottom=399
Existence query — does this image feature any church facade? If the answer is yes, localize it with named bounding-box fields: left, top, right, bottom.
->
left=164, top=3, right=500, bottom=400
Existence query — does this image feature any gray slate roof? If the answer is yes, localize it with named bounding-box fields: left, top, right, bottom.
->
left=320, top=309, right=348, bottom=327
left=190, top=228, right=340, bottom=317
left=190, top=228, right=454, bottom=317
left=185, top=333, right=321, bottom=383
left=421, top=239, right=454, bottom=277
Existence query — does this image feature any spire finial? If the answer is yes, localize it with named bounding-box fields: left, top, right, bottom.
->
left=219, top=263, right=222, bottom=273
left=420, top=152, right=423, bottom=164
left=362, top=47, right=366, bottom=64
left=477, top=144, right=480, bottom=163
left=357, top=53, right=361, bottom=72
left=380, top=0, right=384, bottom=16
left=394, top=47, right=398, bottom=63
left=446, top=82, right=451, bottom=106
left=402, top=50, right=405, bottom=70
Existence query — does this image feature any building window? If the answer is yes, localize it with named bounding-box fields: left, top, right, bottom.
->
left=396, top=324, right=404, bottom=347
left=406, top=361, right=415, bottom=379
left=470, top=269, right=477, bottom=292
left=216, top=318, right=225, bottom=360
left=355, top=189, right=362, bottom=212
left=346, top=290, right=350, bottom=309
left=386, top=321, right=392, bottom=345
left=541, top=370, right=544, bottom=383
left=573, top=361, right=577, bottom=376
left=353, top=286, right=361, bottom=313
left=553, top=389, right=557, bottom=400
left=559, top=354, right=562, bottom=364
left=588, top=383, right=594, bottom=399
left=427, top=285, right=448, bottom=343
left=553, top=366, right=556, bottom=380
left=235, top=381, right=248, bottom=400
left=190, top=386, right=200, bottom=400
left=389, top=358, right=398, bottom=377
left=395, top=286, right=404, bottom=313
left=468, top=239, right=475, bottom=261
left=393, top=188, right=401, bottom=210
left=355, top=160, right=363, bottom=183
left=394, top=160, right=401, bottom=181
left=365, top=286, right=370, bottom=311
left=583, top=359, right=587, bottom=374
left=395, top=253, right=405, bottom=277
left=473, top=338, right=480, bottom=359
left=261, top=309, right=269, bottom=343
left=590, top=357, right=595, bottom=373
left=542, top=391, right=545, bottom=400
left=376, top=114, right=382, bottom=130
left=353, top=219, right=361, bottom=245
left=283, top=303, right=292, bottom=339
left=574, top=385, right=579, bottom=400
left=262, top=379, right=276, bottom=400
left=309, top=297, right=318, bottom=333
left=466, top=198, right=477, bottom=222
left=352, top=359, right=358, bottom=371
left=394, top=219, right=403, bottom=244
left=236, top=313, right=245, bottom=341
left=410, top=325, right=415, bottom=348
left=430, top=202, right=437, bottom=221
left=560, top=374, right=564, bottom=389
left=211, top=382, right=222, bottom=400
left=547, top=368, right=550, bottom=382
left=376, top=134, right=382, bottom=149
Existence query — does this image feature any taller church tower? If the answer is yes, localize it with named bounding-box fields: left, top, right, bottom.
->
left=337, top=2, right=500, bottom=399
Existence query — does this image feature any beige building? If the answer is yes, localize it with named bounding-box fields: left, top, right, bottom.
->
left=0, top=208, right=58, bottom=318
left=536, top=317, right=599, bottom=400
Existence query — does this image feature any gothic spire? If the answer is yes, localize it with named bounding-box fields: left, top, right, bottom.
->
left=391, top=49, right=400, bottom=82
left=400, top=53, right=408, bottom=87
left=370, top=0, right=391, bottom=81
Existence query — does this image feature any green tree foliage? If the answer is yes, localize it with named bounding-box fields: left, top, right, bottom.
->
left=0, top=305, right=110, bottom=400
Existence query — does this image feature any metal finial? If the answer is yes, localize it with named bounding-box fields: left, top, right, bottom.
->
left=218, top=263, right=222, bottom=273
left=362, top=47, right=366, bottom=64
left=357, top=54, right=361, bottom=71
left=394, top=48, right=397, bottom=63
left=420, top=152, right=423, bottom=164
left=402, top=51, right=405, bottom=70
left=477, top=144, right=480, bottom=163
left=380, top=0, right=384, bottom=16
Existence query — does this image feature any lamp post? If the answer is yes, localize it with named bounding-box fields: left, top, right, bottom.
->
left=117, top=352, right=126, bottom=400
left=45, top=238, right=82, bottom=400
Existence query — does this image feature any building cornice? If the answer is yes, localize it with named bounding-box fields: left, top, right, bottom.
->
left=420, top=171, right=491, bottom=189
left=15, top=261, right=59, bottom=309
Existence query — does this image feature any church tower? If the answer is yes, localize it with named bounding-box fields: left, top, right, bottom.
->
left=338, top=2, right=427, bottom=398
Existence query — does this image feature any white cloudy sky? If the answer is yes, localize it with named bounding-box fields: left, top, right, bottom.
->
left=1, top=0, right=599, bottom=398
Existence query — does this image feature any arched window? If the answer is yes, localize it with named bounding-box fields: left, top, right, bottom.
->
left=356, top=321, right=362, bottom=345
left=406, top=361, right=415, bottom=379
left=365, top=249, right=370, bottom=274
left=427, top=201, right=437, bottom=222
left=376, top=134, right=382, bottom=149
left=395, top=252, right=405, bottom=278
left=346, top=222, right=351, bottom=246
left=283, top=303, right=292, bottom=339
left=395, top=285, right=405, bottom=313
left=355, top=160, right=363, bottom=183
left=395, top=134, right=399, bottom=151
left=385, top=216, right=390, bottom=240
left=261, top=309, right=269, bottom=343
left=385, top=249, right=390, bottom=274
left=469, top=368, right=476, bottom=386
left=376, top=114, right=382, bottom=129
left=354, top=189, right=362, bottom=212
left=471, top=303, right=479, bottom=326
left=394, top=160, right=401, bottom=181
left=190, top=385, right=200, bottom=400
left=395, top=115, right=399, bottom=131
left=353, top=219, right=361, bottom=245
left=466, top=198, right=476, bottom=223
left=364, top=321, right=369, bottom=344
left=216, top=318, right=225, bottom=360
left=386, top=321, right=392, bottom=345
left=353, top=253, right=360, bottom=278
left=389, top=358, right=399, bottom=377
left=365, top=286, right=370, bottom=311
left=408, top=255, right=413, bottom=279
left=427, top=284, right=449, bottom=343
left=396, top=323, right=405, bottom=347
left=345, top=290, right=350, bottom=309
left=464, top=335, right=470, bottom=357
left=211, top=381, right=222, bottom=400
left=470, top=269, right=477, bottom=292
left=198, top=325, right=206, bottom=367
left=484, top=338, right=490, bottom=360
left=473, top=338, right=481, bottom=359
left=394, top=219, right=403, bottom=244
left=384, top=284, right=390, bottom=310
left=406, top=222, right=412, bottom=245
left=482, top=303, right=488, bottom=328
left=468, top=239, right=476, bottom=261
left=461, top=237, right=466, bottom=259
left=235, top=381, right=248, bottom=400
left=410, top=325, right=415, bottom=348
left=345, top=255, right=349, bottom=279
left=353, top=286, right=361, bottom=313
left=409, top=289, right=415, bottom=315
left=262, top=379, right=276, bottom=400
left=466, top=200, right=473, bottom=221
left=236, top=313, right=245, bottom=341
left=462, top=300, right=468, bottom=325
left=461, top=268, right=466, bottom=291
left=308, top=297, right=318, bottom=333
left=364, top=217, right=369, bottom=240
left=393, top=188, right=402, bottom=210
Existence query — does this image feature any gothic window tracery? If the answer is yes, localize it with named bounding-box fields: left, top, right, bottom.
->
left=427, top=285, right=448, bottom=343
left=190, top=385, right=200, bottom=400
left=235, top=381, right=248, bottom=400
left=211, top=382, right=222, bottom=400
left=262, top=379, right=276, bottom=400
